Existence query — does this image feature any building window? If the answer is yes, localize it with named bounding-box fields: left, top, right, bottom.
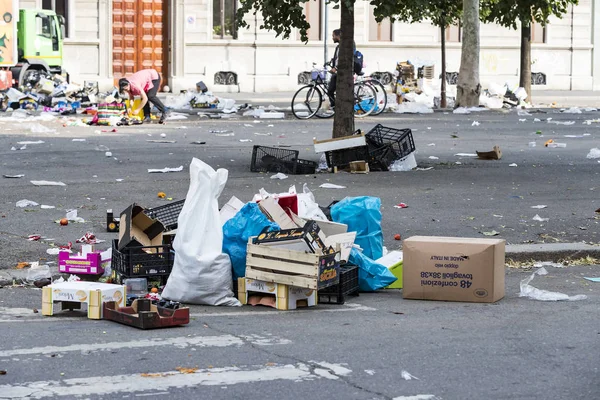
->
left=445, top=23, right=461, bottom=42
left=213, top=0, right=237, bottom=39
left=42, top=0, right=70, bottom=38
left=297, top=0, right=322, bottom=41
left=531, top=22, right=546, bottom=43
left=369, top=5, right=392, bottom=42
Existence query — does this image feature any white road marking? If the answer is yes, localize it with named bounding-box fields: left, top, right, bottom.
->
left=0, top=334, right=290, bottom=357
left=393, top=396, right=439, bottom=400
left=0, top=303, right=376, bottom=323
left=0, top=362, right=352, bottom=398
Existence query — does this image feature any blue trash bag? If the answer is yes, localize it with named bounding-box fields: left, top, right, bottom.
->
left=349, top=248, right=397, bottom=292
left=222, top=203, right=279, bottom=280
left=331, top=196, right=383, bottom=260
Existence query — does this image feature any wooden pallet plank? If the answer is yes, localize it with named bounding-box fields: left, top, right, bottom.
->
left=246, top=256, right=318, bottom=276
left=245, top=269, right=317, bottom=290
left=247, top=244, right=319, bottom=264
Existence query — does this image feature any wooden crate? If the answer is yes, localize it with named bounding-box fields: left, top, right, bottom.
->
left=238, top=278, right=316, bottom=311
left=245, top=242, right=340, bottom=290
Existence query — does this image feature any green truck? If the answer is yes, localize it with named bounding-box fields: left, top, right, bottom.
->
left=0, top=6, right=66, bottom=89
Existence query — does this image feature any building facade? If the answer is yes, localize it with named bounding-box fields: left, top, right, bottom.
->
left=19, top=0, right=600, bottom=93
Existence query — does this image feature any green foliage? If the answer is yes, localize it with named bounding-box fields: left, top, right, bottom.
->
left=481, top=0, right=579, bottom=29
left=371, top=0, right=462, bottom=28
left=237, top=0, right=313, bottom=42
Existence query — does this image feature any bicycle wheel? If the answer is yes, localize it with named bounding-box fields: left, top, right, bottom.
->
left=291, top=84, right=322, bottom=119
left=353, top=82, right=376, bottom=118
left=368, top=79, right=388, bottom=116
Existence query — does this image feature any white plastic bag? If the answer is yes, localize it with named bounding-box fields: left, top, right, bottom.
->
left=162, top=158, right=240, bottom=306
left=297, top=184, right=328, bottom=221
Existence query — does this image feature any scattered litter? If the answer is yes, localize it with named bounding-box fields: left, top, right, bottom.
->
left=534, top=118, right=541, bottom=122
left=320, top=183, right=346, bottom=189
left=270, top=173, right=288, bottom=180
left=41, top=205, right=55, bottom=209
left=253, top=132, right=272, bottom=136
left=476, top=146, right=502, bottom=160
left=531, top=205, right=547, bottom=209
left=239, top=139, right=253, bottom=142
left=46, top=248, right=68, bottom=256
left=244, top=124, right=253, bottom=127
left=416, top=167, right=434, bottom=171
left=72, top=139, right=86, bottom=142
left=481, top=231, right=499, bottom=236
left=26, top=262, right=51, bottom=281
left=394, top=234, right=401, bottom=240
left=365, top=370, right=375, bottom=375
left=116, top=179, right=124, bottom=182
left=66, top=210, right=85, bottom=223
left=547, top=142, right=567, bottom=148
left=160, top=133, right=167, bottom=138
left=76, top=232, right=101, bottom=244
left=16, top=200, right=39, bottom=208
left=517, top=110, right=532, bottom=116
left=453, top=107, right=484, bottom=115
left=429, top=156, right=439, bottom=160
left=562, top=107, right=582, bottom=114
left=147, top=140, right=177, bottom=143
left=394, top=103, right=433, bottom=114
left=23, top=123, right=56, bottom=133
left=519, top=119, right=527, bottom=122
left=105, top=152, right=112, bottom=157
left=427, top=143, right=435, bottom=147
left=400, top=370, right=419, bottom=381
left=31, top=181, right=66, bottom=186
left=454, top=153, right=478, bottom=157
left=548, top=120, right=575, bottom=126
left=148, top=166, right=184, bottom=173
left=17, top=140, right=45, bottom=145
left=455, top=161, right=462, bottom=165
left=95, top=145, right=110, bottom=152
left=394, top=203, right=408, bottom=209
left=471, top=121, right=480, bottom=126
left=528, top=142, right=536, bottom=147
left=215, top=132, right=235, bottom=137
left=389, top=153, right=417, bottom=172
left=3, top=174, right=25, bottom=178
left=191, top=141, right=206, bottom=145
left=519, top=267, right=587, bottom=301
left=532, top=214, right=549, bottom=222
left=259, top=112, right=285, bottom=119
left=28, top=235, right=41, bottom=241
left=166, top=112, right=188, bottom=121
left=509, top=163, right=518, bottom=167
left=584, top=277, right=600, bottom=282
left=544, top=139, right=554, bottom=147
left=586, top=148, right=600, bottom=159
left=533, top=261, right=566, bottom=269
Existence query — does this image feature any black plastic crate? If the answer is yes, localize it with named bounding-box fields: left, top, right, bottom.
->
left=295, top=158, right=318, bottom=174
left=111, top=239, right=174, bottom=279
left=324, top=146, right=370, bottom=169
left=367, top=143, right=398, bottom=172
left=251, top=145, right=300, bottom=174
left=366, top=124, right=415, bottom=159
left=145, top=199, right=185, bottom=231
left=318, top=265, right=359, bottom=305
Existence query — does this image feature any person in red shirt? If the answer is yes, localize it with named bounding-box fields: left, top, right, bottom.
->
left=118, top=69, right=168, bottom=123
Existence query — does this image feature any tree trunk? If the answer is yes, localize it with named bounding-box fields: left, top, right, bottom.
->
left=520, top=23, right=532, bottom=103
left=440, top=23, right=447, bottom=109
left=332, top=0, right=355, bottom=138
left=456, top=0, right=481, bottom=108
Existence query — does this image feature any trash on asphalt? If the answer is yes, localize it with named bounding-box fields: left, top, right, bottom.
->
left=547, top=142, right=567, bottom=148
left=531, top=205, right=548, bottom=209
left=270, top=172, right=288, bottom=180
left=400, top=370, right=420, bottom=381
left=3, top=174, right=25, bottom=178
left=587, top=148, right=600, bottom=159
left=584, top=277, right=600, bottom=282
left=532, top=214, right=549, bottom=222
left=147, top=166, right=184, bottom=173
left=476, top=146, right=502, bottom=160
left=519, top=267, right=587, bottom=301
left=403, top=236, right=505, bottom=303
left=320, top=183, right=346, bottom=189
left=509, top=163, right=518, bottom=167
left=30, top=180, right=66, bottom=186
left=16, top=199, right=39, bottom=208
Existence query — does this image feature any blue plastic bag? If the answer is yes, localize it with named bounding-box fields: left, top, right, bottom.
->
left=331, top=196, right=383, bottom=260
left=349, top=248, right=397, bottom=292
left=222, top=203, right=279, bottom=280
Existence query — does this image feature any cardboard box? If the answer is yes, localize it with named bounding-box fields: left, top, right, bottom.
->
left=258, top=197, right=298, bottom=230
left=118, top=204, right=164, bottom=251
left=237, top=278, right=317, bottom=310
left=42, top=281, right=126, bottom=319
left=313, top=134, right=367, bottom=153
left=402, top=236, right=505, bottom=303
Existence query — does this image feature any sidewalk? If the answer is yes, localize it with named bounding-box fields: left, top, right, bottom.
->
left=162, top=90, right=600, bottom=109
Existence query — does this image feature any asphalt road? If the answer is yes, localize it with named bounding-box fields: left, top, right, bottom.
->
left=1, top=108, right=599, bottom=399
left=0, top=108, right=599, bottom=269
left=0, top=266, right=598, bottom=399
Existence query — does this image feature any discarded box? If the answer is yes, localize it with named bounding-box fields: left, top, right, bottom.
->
left=317, top=264, right=360, bottom=304
left=118, top=204, right=165, bottom=251
left=103, top=299, right=189, bottom=329
left=253, top=220, right=328, bottom=254
left=402, top=236, right=505, bottom=303
left=376, top=251, right=404, bottom=289
left=246, top=240, right=340, bottom=290
left=42, top=281, right=126, bottom=319
left=58, top=246, right=108, bottom=275
left=238, top=278, right=316, bottom=310
left=313, top=134, right=367, bottom=153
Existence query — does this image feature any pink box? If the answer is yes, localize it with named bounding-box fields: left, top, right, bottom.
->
left=59, top=251, right=105, bottom=275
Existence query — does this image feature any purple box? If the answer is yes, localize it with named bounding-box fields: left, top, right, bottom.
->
left=59, top=250, right=105, bottom=275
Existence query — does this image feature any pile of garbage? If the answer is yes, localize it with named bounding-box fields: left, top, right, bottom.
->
left=164, top=81, right=239, bottom=114
left=1, top=74, right=100, bottom=114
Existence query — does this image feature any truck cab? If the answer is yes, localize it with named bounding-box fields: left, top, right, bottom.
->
left=11, top=8, right=66, bottom=89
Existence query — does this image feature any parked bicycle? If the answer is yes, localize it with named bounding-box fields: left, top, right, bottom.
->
left=356, top=75, right=388, bottom=116
left=291, top=63, right=377, bottom=120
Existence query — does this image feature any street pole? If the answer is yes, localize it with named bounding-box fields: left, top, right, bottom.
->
left=324, top=0, right=328, bottom=66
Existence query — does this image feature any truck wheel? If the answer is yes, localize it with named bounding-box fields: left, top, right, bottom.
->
left=18, top=65, right=44, bottom=89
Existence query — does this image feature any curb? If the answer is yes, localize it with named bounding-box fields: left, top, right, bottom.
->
left=1, top=243, right=598, bottom=287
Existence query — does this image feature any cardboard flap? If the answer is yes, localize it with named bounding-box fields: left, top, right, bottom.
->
left=258, top=197, right=298, bottom=230
left=118, top=204, right=165, bottom=250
